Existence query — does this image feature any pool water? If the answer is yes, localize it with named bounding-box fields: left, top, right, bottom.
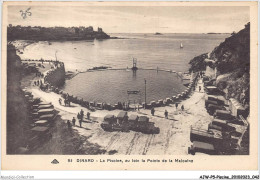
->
left=62, top=69, right=187, bottom=104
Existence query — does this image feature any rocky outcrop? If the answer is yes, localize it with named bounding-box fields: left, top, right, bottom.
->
left=189, top=53, right=208, bottom=73
left=44, top=63, right=65, bottom=87
left=189, top=22, right=250, bottom=106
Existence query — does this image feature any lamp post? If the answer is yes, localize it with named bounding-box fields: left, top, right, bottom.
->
left=144, top=79, right=147, bottom=109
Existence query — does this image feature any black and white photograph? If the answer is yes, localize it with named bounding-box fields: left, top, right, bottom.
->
left=1, top=1, right=258, bottom=172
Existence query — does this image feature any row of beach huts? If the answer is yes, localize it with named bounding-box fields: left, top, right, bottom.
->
left=188, top=76, right=249, bottom=155
left=17, top=88, right=57, bottom=154
left=17, top=59, right=64, bottom=153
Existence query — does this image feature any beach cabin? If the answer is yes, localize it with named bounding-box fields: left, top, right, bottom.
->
left=188, top=141, right=217, bottom=155
left=205, top=86, right=220, bottom=95
left=37, top=109, right=54, bottom=116
left=229, top=98, right=247, bottom=118
left=205, top=100, right=218, bottom=108
left=207, top=95, right=225, bottom=105
left=208, top=123, right=223, bottom=131
left=39, top=114, right=56, bottom=121
left=33, top=104, right=54, bottom=110
left=37, top=102, right=52, bottom=106
left=209, top=120, right=236, bottom=132
left=190, top=127, right=222, bottom=144
left=34, top=120, right=49, bottom=127
left=207, top=104, right=225, bottom=115
left=213, top=110, right=234, bottom=121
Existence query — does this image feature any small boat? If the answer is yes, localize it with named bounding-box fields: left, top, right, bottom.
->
left=180, top=43, right=183, bottom=49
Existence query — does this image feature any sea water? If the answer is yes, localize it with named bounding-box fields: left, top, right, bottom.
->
left=18, top=33, right=229, bottom=104
left=19, top=33, right=229, bottom=72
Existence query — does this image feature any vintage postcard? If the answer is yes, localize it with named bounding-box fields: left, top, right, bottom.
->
left=1, top=1, right=258, bottom=171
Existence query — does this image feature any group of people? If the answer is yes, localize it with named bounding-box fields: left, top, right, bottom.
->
left=150, top=103, right=185, bottom=119
left=59, top=93, right=71, bottom=107
left=67, top=109, right=91, bottom=129
left=34, top=79, right=43, bottom=86
left=35, top=71, right=44, bottom=78
left=59, top=93, right=91, bottom=129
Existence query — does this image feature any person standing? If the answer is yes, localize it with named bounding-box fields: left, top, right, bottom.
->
left=67, top=120, right=71, bottom=129
left=68, top=99, right=71, bottom=107
left=79, top=119, right=82, bottom=128
left=175, top=103, right=178, bottom=110
left=87, top=112, right=90, bottom=120
left=80, top=109, right=84, bottom=120
left=151, top=108, right=155, bottom=116
left=72, top=117, right=76, bottom=126
left=181, top=105, right=184, bottom=111
left=199, top=86, right=201, bottom=92
left=59, top=98, right=62, bottom=105
left=164, top=110, right=168, bottom=119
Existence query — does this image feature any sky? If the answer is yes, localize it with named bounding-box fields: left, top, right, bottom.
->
left=8, top=5, right=250, bottom=33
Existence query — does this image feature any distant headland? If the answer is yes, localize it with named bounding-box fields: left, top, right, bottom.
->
left=207, top=32, right=230, bottom=34
left=154, top=32, right=162, bottom=35
left=7, top=25, right=111, bottom=41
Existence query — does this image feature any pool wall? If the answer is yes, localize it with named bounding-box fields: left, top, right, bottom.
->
left=22, top=59, right=198, bottom=111
left=57, top=69, right=199, bottom=111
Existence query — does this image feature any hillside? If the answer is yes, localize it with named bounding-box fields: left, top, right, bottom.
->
left=7, top=44, right=30, bottom=153
left=189, top=23, right=250, bottom=106
left=7, top=25, right=110, bottom=41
